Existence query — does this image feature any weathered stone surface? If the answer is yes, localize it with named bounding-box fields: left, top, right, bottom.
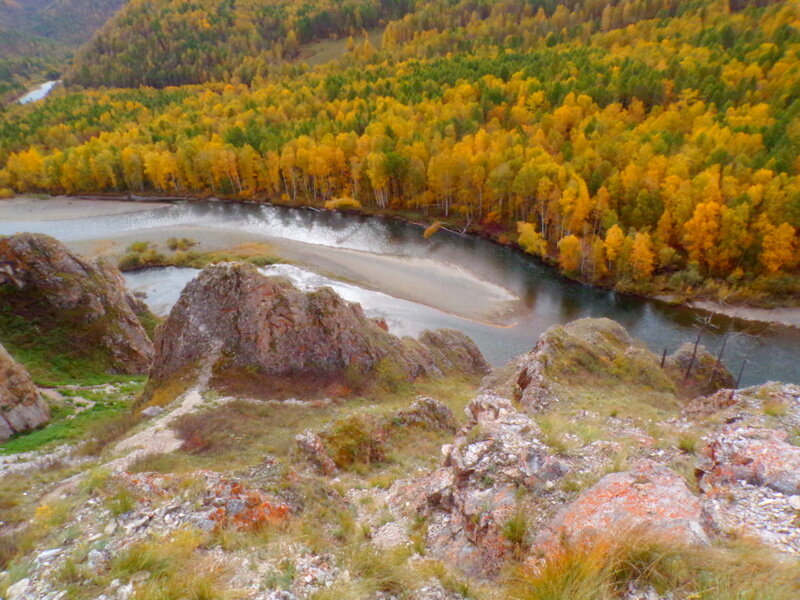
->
left=295, top=429, right=338, bottom=476
left=482, top=318, right=677, bottom=411
left=664, top=342, right=736, bottom=398
left=393, top=397, right=457, bottom=432
left=699, top=427, right=800, bottom=494
left=0, top=343, right=50, bottom=440
left=389, top=393, right=565, bottom=576
left=150, top=263, right=488, bottom=391
left=0, top=233, right=153, bottom=374
left=534, top=460, right=709, bottom=553
left=683, top=382, right=800, bottom=430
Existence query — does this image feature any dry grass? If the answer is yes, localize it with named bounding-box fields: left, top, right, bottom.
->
left=507, top=536, right=800, bottom=600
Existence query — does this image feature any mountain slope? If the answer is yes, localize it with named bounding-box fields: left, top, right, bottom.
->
left=66, top=0, right=411, bottom=87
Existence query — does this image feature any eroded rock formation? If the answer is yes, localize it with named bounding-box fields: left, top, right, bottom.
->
left=0, top=343, right=49, bottom=440
left=389, top=393, right=565, bottom=575
left=533, top=460, right=710, bottom=553
left=482, top=317, right=734, bottom=410
left=150, top=263, right=489, bottom=393
left=0, top=233, right=153, bottom=374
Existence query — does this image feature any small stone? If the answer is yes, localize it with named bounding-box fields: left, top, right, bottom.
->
left=789, top=495, right=800, bottom=510
left=6, top=578, right=30, bottom=600
left=36, top=547, right=61, bottom=562
left=104, top=521, right=117, bottom=536
left=130, top=571, right=150, bottom=584
left=117, top=582, right=134, bottom=600
left=140, top=406, right=164, bottom=418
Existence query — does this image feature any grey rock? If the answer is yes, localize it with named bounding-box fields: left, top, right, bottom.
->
left=0, top=344, right=49, bottom=441
left=6, top=578, right=30, bottom=600
left=140, top=406, right=164, bottom=418
left=0, top=233, right=153, bottom=374
left=149, top=263, right=488, bottom=392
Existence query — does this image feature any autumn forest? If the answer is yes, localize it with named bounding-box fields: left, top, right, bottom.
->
left=2, top=0, right=800, bottom=304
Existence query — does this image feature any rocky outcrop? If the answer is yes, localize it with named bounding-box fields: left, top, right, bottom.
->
left=393, top=396, right=457, bottom=432
left=0, top=343, right=49, bottom=440
left=295, top=429, right=339, bottom=476
left=534, top=460, right=710, bottom=553
left=483, top=318, right=678, bottom=410
left=482, top=318, right=735, bottom=410
left=0, top=233, right=153, bottom=374
left=699, top=427, right=800, bottom=495
left=389, top=393, right=565, bottom=575
left=664, top=342, right=736, bottom=398
left=150, top=263, right=488, bottom=393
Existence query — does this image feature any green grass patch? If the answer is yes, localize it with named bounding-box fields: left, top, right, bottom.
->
left=0, top=380, right=143, bottom=455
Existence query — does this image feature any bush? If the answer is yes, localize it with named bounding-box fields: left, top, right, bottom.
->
left=321, top=416, right=385, bottom=469
left=324, top=197, right=363, bottom=211
left=167, top=237, right=198, bottom=251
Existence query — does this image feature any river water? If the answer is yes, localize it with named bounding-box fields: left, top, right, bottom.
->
left=17, top=80, right=60, bottom=104
left=3, top=200, right=799, bottom=386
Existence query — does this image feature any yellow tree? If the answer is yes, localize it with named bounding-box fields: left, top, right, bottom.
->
left=682, top=201, right=722, bottom=271
left=558, top=234, right=582, bottom=273
left=630, top=232, right=655, bottom=281
left=517, top=221, right=546, bottom=257
left=604, top=224, right=624, bottom=267
left=761, top=223, right=797, bottom=273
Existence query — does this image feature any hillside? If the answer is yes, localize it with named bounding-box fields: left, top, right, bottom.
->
left=2, top=0, right=799, bottom=305
left=0, top=0, right=125, bottom=101
left=0, top=241, right=799, bottom=599
left=66, top=0, right=411, bottom=87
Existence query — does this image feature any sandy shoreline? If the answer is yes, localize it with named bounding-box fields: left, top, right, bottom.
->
left=0, top=196, right=171, bottom=221
left=73, top=225, right=523, bottom=325
left=0, top=196, right=522, bottom=325
left=4, top=196, right=799, bottom=330
left=689, top=300, right=800, bottom=330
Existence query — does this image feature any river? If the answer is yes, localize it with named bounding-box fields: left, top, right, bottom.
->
left=17, top=80, right=60, bottom=105
left=2, top=198, right=798, bottom=386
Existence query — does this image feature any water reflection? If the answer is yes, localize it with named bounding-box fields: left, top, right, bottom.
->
left=2, top=200, right=799, bottom=386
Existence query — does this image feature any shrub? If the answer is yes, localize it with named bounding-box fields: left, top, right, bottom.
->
left=321, top=416, right=385, bottom=469
left=324, top=197, right=362, bottom=211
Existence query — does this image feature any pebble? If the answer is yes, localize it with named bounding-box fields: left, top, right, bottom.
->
left=6, top=578, right=31, bottom=600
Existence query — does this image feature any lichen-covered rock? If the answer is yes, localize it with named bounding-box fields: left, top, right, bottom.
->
left=482, top=318, right=677, bottom=411
left=533, top=460, right=709, bottom=553
left=699, top=427, right=800, bottom=495
left=683, top=382, right=800, bottom=430
left=664, top=342, right=736, bottom=398
left=389, top=393, right=565, bottom=576
left=393, top=397, right=457, bottom=432
left=150, top=263, right=488, bottom=392
left=0, top=343, right=49, bottom=440
left=295, top=429, right=338, bottom=476
left=0, top=233, right=153, bottom=374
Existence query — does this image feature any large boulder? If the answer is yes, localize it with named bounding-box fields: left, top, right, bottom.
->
left=533, top=460, right=709, bottom=554
left=150, top=263, right=488, bottom=393
left=698, top=426, right=800, bottom=495
left=482, top=318, right=677, bottom=411
left=388, top=393, right=565, bottom=576
left=0, top=233, right=153, bottom=375
left=482, top=318, right=735, bottom=410
left=0, top=343, right=50, bottom=440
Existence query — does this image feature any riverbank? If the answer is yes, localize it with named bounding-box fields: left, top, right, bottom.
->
left=3, top=194, right=799, bottom=331
left=0, top=196, right=523, bottom=326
